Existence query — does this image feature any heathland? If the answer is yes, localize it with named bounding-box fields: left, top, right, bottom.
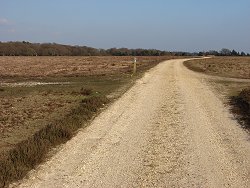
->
left=14, top=58, right=250, bottom=188
left=1, top=56, right=250, bottom=187
left=0, top=55, right=182, bottom=187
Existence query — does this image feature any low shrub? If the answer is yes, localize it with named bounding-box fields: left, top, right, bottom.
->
left=80, top=88, right=93, bottom=96
left=0, top=96, right=109, bottom=188
left=230, top=89, right=250, bottom=130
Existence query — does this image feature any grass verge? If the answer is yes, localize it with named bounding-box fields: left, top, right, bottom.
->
left=184, top=57, right=250, bottom=79
left=0, top=95, right=108, bottom=187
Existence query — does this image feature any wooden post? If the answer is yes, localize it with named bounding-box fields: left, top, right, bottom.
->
left=133, top=57, right=137, bottom=75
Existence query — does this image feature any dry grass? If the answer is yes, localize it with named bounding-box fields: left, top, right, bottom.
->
left=0, top=92, right=74, bottom=135
left=0, top=56, right=178, bottom=81
left=0, top=56, right=177, bottom=139
left=0, top=56, right=184, bottom=187
left=184, top=57, right=250, bottom=79
left=0, top=96, right=108, bottom=188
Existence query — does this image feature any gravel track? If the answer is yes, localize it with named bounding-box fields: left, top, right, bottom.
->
left=14, top=59, right=250, bottom=188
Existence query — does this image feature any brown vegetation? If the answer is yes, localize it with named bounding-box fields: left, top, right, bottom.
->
left=0, top=56, right=176, bottom=146
left=0, top=56, right=182, bottom=187
left=0, top=56, right=174, bottom=81
left=184, top=57, right=250, bottom=79
left=0, top=96, right=108, bottom=188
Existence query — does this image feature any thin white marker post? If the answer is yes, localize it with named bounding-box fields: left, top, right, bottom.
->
left=133, top=57, right=137, bottom=75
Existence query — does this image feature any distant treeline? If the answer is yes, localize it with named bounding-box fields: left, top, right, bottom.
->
left=0, top=41, right=174, bottom=56
left=198, top=48, right=250, bottom=57
left=0, top=41, right=249, bottom=56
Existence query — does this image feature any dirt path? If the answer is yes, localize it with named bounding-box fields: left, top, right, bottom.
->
left=14, top=59, right=250, bottom=188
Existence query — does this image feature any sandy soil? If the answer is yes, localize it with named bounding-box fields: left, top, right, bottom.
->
left=13, top=59, right=250, bottom=188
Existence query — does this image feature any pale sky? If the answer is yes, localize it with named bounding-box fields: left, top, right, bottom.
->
left=1, top=0, right=250, bottom=52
